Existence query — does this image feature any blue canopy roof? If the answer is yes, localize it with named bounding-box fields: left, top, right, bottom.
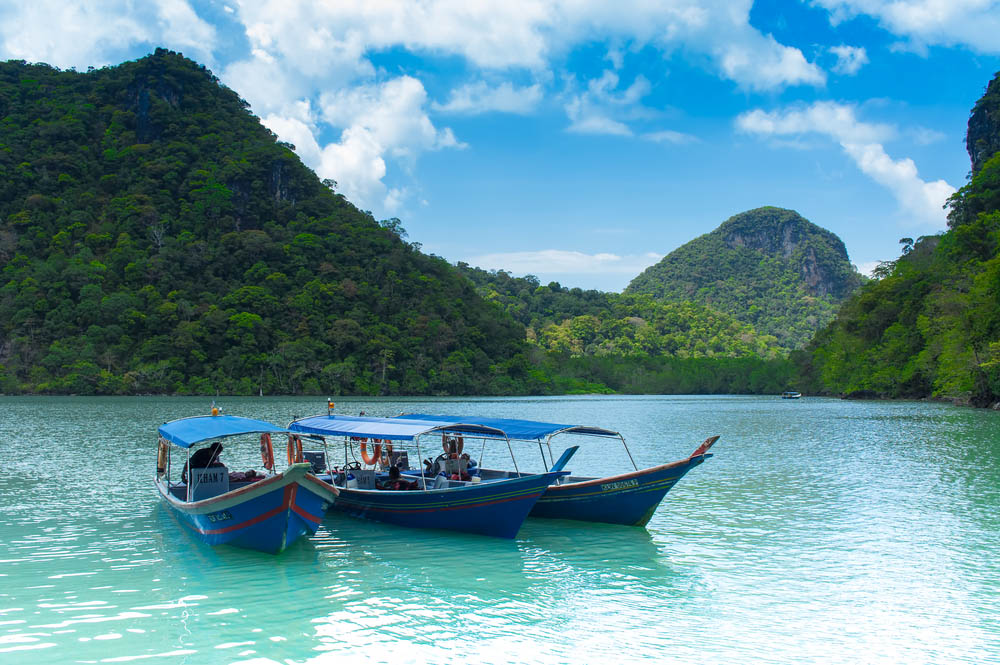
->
left=288, top=414, right=507, bottom=441
left=395, top=414, right=620, bottom=440
left=159, top=415, right=290, bottom=449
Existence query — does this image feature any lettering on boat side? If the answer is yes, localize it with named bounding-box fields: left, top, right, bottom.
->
left=601, top=478, right=639, bottom=492
left=207, top=511, right=232, bottom=523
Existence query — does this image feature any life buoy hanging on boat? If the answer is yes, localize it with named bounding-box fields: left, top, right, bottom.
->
left=260, top=433, right=275, bottom=470
left=360, top=438, right=382, bottom=465
left=287, top=434, right=304, bottom=465
left=156, top=439, right=168, bottom=474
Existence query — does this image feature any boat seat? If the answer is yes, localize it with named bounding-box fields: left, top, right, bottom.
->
left=432, top=474, right=449, bottom=489
left=187, top=465, right=230, bottom=501
left=353, top=468, right=377, bottom=490
left=302, top=450, right=326, bottom=473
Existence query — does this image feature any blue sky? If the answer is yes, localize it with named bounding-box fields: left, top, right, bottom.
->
left=3, top=1, right=999, bottom=291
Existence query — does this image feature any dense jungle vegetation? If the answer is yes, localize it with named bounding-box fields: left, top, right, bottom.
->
left=457, top=265, right=785, bottom=359
left=793, top=72, right=1000, bottom=406
left=0, top=51, right=531, bottom=395
left=0, top=50, right=799, bottom=396
left=627, top=207, right=864, bottom=350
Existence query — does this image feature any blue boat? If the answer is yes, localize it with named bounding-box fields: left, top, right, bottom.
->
left=287, top=413, right=568, bottom=538
left=155, top=414, right=338, bottom=554
left=396, top=414, right=719, bottom=527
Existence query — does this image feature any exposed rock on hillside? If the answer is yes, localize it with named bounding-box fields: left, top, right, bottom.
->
left=625, top=207, right=864, bottom=350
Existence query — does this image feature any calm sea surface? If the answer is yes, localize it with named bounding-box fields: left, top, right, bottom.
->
left=1, top=395, right=998, bottom=664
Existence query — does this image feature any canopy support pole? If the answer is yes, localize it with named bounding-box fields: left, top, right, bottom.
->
left=621, top=434, right=638, bottom=471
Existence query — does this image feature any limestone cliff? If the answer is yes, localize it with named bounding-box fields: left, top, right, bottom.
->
left=625, top=207, right=864, bottom=350
left=967, top=72, right=1000, bottom=176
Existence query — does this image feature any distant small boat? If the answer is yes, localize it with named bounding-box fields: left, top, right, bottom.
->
left=155, top=414, right=338, bottom=554
left=396, top=414, right=719, bottom=527
left=781, top=391, right=803, bottom=399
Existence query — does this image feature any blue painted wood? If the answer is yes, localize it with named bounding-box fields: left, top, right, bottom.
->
left=530, top=455, right=712, bottom=527
left=548, top=445, right=579, bottom=473
left=157, top=466, right=336, bottom=554
left=329, top=471, right=567, bottom=538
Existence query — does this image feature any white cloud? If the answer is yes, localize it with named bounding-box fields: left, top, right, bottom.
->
left=565, top=70, right=652, bottom=136
left=467, top=249, right=663, bottom=275
left=855, top=260, right=880, bottom=277
left=841, top=142, right=954, bottom=226
left=0, top=0, right=215, bottom=69
left=643, top=129, right=699, bottom=144
left=737, top=101, right=955, bottom=227
left=911, top=127, right=946, bottom=145
left=829, top=44, right=869, bottom=75
left=433, top=81, right=543, bottom=115
left=308, top=77, right=464, bottom=210
left=813, top=0, right=1000, bottom=54
left=717, top=33, right=826, bottom=90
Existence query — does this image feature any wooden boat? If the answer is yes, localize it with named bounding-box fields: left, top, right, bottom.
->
left=286, top=413, right=568, bottom=539
left=781, top=391, right=803, bottom=399
left=396, top=414, right=719, bottom=527
left=155, top=413, right=338, bottom=554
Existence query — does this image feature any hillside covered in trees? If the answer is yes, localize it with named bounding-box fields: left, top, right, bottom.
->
left=457, top=266, right=785, bottom=359
left=0, top=50, right=533, bottom=395
left=0, top=50, right=801, bottom=398
left=794, top=71, right=1000, bottom=406
left=626, top=207, right=865, bottom=350
left=456, top=266, right=795, bottom=394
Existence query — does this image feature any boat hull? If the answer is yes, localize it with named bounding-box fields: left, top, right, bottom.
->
left=156, top=464, right=337, bottom=554
left=529, top=455, right=711, bottom=527
left=330, top=471, right=564, bottom=538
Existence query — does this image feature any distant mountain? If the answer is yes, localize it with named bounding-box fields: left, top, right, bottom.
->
left=795, top=71, right=1000, bottom=405
left=0, top=50, right=529, bottom=395
left=625, top=207, right=864, bottom=350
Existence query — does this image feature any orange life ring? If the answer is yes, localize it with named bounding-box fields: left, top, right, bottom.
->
left=360, top=438, right=382, bottom=465
left=286, top=434, right=304, bottom=465
left=442, top=435, right=464, bottom=456
left=260, top=433, right=275, bottom=470
left=157, top=439, right=168, bottom=474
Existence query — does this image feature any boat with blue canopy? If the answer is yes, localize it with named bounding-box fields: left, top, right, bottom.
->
left=155, top=412, right=338, bottom=554
left=394, top=413, right=719, bottom=527
left=286, top=409, right=568, bottom=539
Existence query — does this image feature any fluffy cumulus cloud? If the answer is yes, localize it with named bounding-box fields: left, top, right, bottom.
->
left=829, top=44, right=869, bottom=75
left=0, top=0, right=216, bottom=69
left=565, top=70, right=652, bottom=136
left=813, top=0, right=1000, bottom=54
left=737, top=102, right=955, bottom=226
left=309, top=77, right=465, bottom=210
left=433, top=81, right=544, bottom=115
left=468, top=249, right=663, bottom=275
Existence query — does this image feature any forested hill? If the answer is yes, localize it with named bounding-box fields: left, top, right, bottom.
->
left=625, top=207, right=864, bottom=350
left=456, top=265, right=785, bottom=359
left=0, top=50, right=530, bottom=395
left=794, top=71, right=1000, bottom=406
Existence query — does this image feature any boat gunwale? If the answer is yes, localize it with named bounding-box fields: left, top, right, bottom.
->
left=155, top=463, right=336, bottom=514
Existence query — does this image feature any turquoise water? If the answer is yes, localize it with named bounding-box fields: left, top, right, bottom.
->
left=1, top=395, right=999, bottom=664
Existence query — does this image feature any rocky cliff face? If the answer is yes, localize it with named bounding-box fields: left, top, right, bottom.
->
left=718, top=207, right=852, bottom=299
left=625, top=207, right=864, bottom=350
left=967, top=72, right=1000, bottom=176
